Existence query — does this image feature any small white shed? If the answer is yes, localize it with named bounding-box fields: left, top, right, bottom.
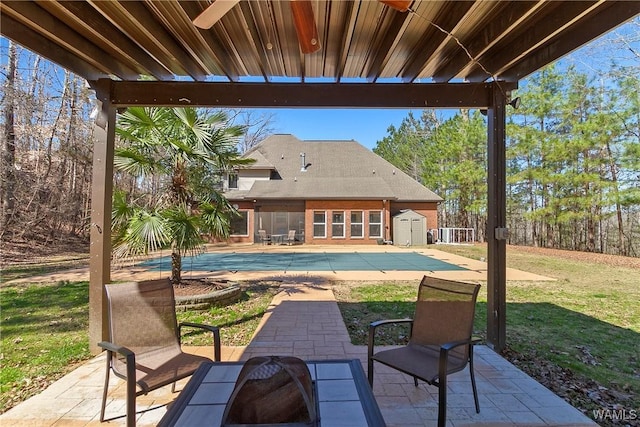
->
left=393, top=210, right=427, bottom=246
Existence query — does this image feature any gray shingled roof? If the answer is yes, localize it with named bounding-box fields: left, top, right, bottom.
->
left=241, top=150, right=275, bottom=170
left=231, top=134, right=442, bottom=202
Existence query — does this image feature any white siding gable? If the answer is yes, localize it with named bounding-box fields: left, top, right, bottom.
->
left=238, top=169, right=271, bottom=191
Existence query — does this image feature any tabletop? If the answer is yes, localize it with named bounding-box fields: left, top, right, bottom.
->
left=270, top=234, right=285, bottom=244
left=158, top=359, right=386, bottom=427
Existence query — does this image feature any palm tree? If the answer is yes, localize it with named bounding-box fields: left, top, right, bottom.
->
left=112, top=107, right=251, bottom=284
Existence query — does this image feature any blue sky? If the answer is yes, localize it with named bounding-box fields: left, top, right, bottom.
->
left=258, top=108, right=422, bottom=150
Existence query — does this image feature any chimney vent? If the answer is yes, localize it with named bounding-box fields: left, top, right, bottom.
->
left=300, top=152, right=307, bottom=172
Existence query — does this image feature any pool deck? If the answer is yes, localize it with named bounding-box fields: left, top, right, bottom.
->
left=0, top=280, right=595, bottom=426
left=9, top=244, right=554, bottom=285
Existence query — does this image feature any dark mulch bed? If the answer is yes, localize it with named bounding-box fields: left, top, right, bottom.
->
left=173, top=278, right=233, bottom=296
left=509, top=244, right=640, bottom=269
left=501, top=348, right=638, bottom=427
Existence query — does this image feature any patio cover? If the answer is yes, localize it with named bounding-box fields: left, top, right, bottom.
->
left=2, top=0, right=638, bottom=353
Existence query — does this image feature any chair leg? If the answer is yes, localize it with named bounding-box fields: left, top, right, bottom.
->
left=413, top=376, right=418, bottom=387
left=213, top=327, right=222, bottom=362
left=125, top=361, right=137, bottom=427
left=437, top=377, right=447, bottom=427
left=100, top=353, right=112, bottom=422
left=367, top=329, right=375, bottom=388
left=126, top=382, right=136, bottom=427
left=469, top=347, right=480, bottom=413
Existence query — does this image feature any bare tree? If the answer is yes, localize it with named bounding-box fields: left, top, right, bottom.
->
left=1, top=46, right=96, bottom=253
left=1, top=41, right=17, bottom=236
left=228, top=109, right=278, bottom=153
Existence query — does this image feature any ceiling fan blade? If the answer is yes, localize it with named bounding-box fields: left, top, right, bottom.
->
left=379, top=1, right=412, bottom=12
left=290, top=0, right=321, bottom=54
left=193, top=0, right=240, bottom=29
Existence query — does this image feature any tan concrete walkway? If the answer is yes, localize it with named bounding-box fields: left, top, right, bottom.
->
left=1, top=281, right=594, bottom=427
left=7, top=244, right=554, bottom=285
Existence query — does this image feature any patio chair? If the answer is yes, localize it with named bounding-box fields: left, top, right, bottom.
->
left=368, top=276, right=481, bottom=427
left=258, top=229, right=271, bottom=245
left=285, top=229, right=296, bottom=245
left=98, top=279, right=221, bottom=427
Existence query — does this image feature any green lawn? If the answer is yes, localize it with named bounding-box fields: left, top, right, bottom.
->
left=0, top=281, right=91, bottom=412
left=2, top=246, right=638, bottom=423
left=0, top=279, right=279, bottom=413
left=334, top=244, right=640, bottom=425
left=176, top=283, right=280, bottom=346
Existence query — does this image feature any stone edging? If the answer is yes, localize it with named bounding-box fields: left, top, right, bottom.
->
left=175, top=284, right=242, bottom=311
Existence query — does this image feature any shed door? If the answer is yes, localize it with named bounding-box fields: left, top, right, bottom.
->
left=411, top=218, right=425, bottom=245
left=396, top=218, right=410, bottom=246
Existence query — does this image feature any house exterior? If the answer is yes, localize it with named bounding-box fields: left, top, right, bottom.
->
left=222, top=134, right=442, bottom=245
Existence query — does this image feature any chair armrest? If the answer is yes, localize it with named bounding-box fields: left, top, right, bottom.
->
left=179, top=322, right=222, bottom=361
left=98, top=341, right=134, bottom=358
left=440, top=336, right=482, bottom=353
left=370, top=318, right=413, bottom=329
left=438, top=337, right=478, bottom=381
left=440, top=338, right=473, bottom=353
left=368, top=318, right=413, bottom=358
left=98, top=341, right=137, bottom=398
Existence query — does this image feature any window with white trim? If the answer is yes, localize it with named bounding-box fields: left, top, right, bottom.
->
left=369, top=211, right=382, bottom=238
left=228, top=172, right=238, bottom=189
left=350, top=211, right=363, bottom=238
left=313, top=211, right=326, bottom=238
left=230, top=211, right=248, bottom=236
left=332, top=211, right=345, bottom=238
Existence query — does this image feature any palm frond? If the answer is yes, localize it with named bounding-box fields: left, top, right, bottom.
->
left=117, top=107, right=157, bottom=134
left=163, top=204, right=205, bottom=257
left=111, top=190, right=135, bottom=229
left=199, top=196, right=233, bottom=239
left=114, top=147, right=157, bottom=176
left=112, top=209, right=170, bottom=259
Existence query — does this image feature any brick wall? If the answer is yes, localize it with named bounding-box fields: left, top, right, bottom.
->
left=304, top=200, right=391, bottom=245
left=390, top=202, right=439, bottom=230
left=221, top=200, right=439, bottom=245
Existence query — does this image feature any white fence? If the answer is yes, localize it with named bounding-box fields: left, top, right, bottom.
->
left=435, top=228, right=475, bottom=244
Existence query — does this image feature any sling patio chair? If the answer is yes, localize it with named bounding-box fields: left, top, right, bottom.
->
left=285, top=229, right=296, bottom=245
left=368, top=276, right=481, bottom=427
left=258, top=229, right=271, bottom=245
left=98, top=279, right=221, bottom=427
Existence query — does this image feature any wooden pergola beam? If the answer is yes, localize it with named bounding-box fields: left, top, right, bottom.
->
left=96, top=80, right=518, bottom=109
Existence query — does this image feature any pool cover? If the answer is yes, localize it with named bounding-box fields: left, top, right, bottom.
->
left=140, top=251, right=467, bottom=272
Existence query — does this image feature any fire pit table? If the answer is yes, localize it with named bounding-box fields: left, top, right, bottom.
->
left=158, top=359, right=386, bottom=426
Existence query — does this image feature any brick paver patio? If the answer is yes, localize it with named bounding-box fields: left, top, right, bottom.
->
left=1, top=280, right=595, bottom=426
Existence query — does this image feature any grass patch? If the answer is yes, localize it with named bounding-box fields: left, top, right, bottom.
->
left=177, top=282, right=281, bottom=346
left=0, top=281, right=91, bottom=413
left=334, top=282, right=417, bottom=346
left=1, top=259, right=89, bottom=284
left=334, top=281, right=487, bottom=346
left=334, top=245, right=640, bottom=425
left=0, top=279, right=280, bottom=414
